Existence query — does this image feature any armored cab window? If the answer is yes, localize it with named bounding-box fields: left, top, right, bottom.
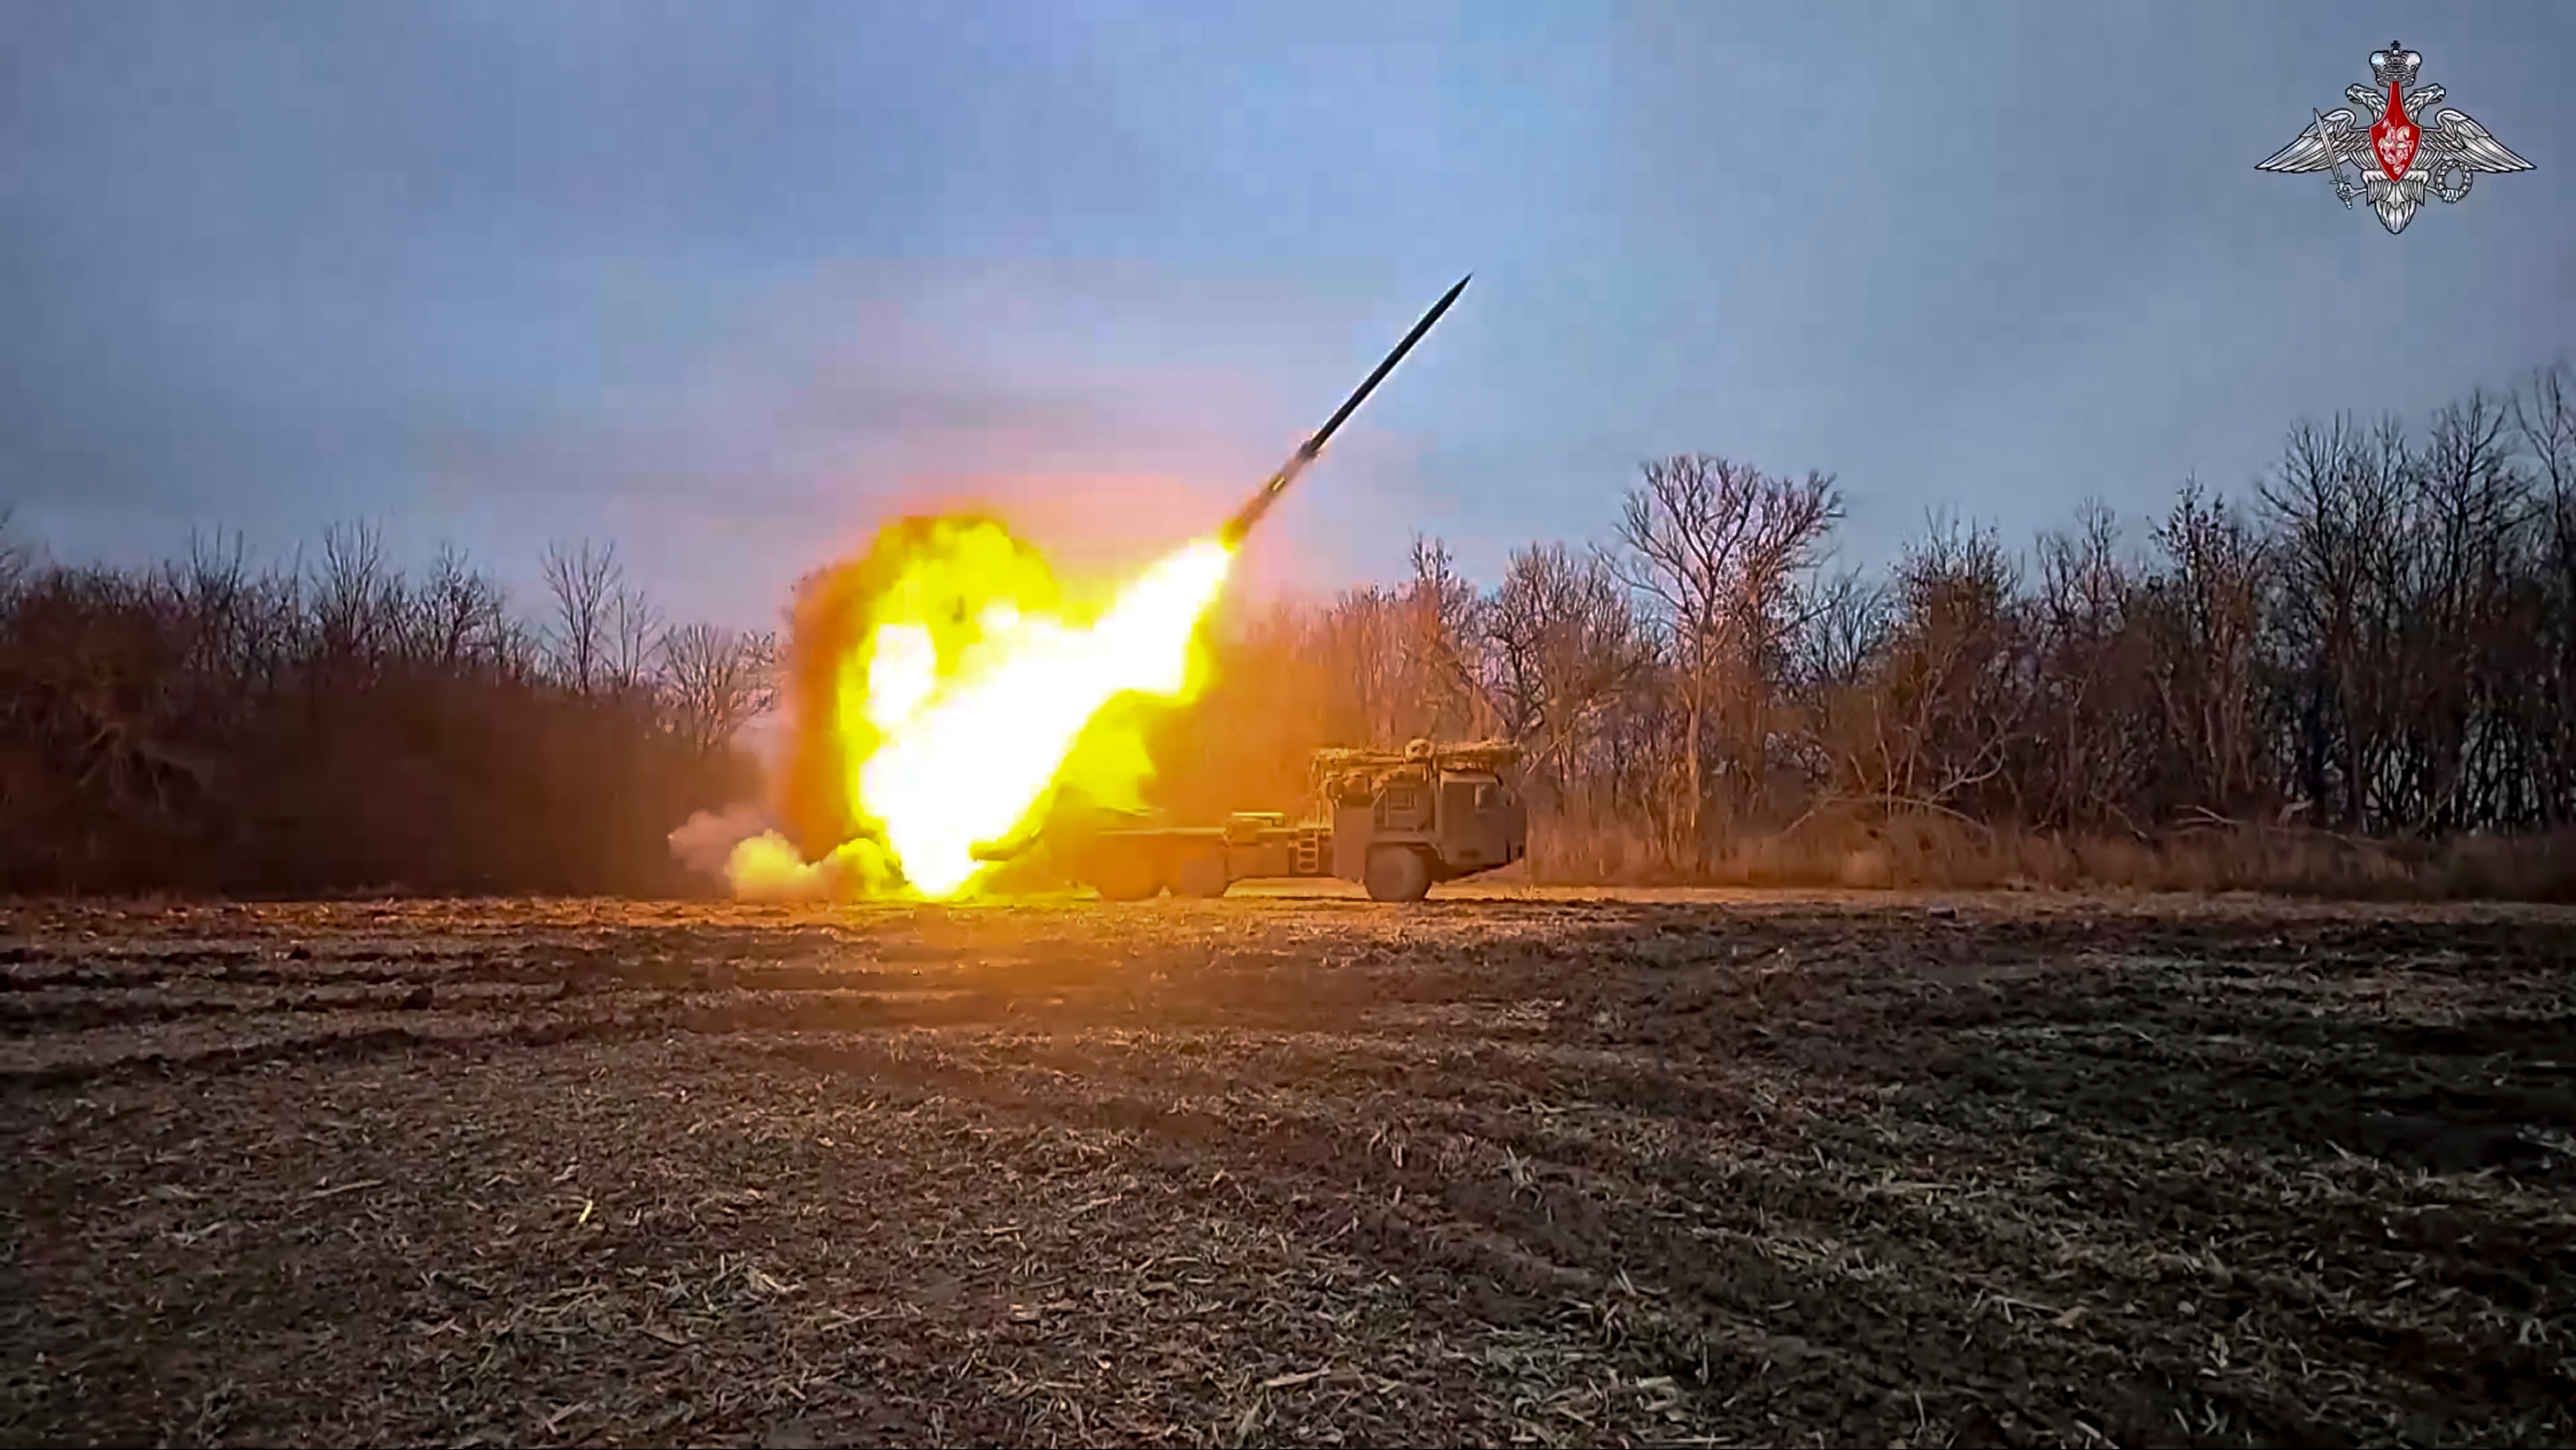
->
left=1440, top=777, right=1482, bottom=826
left=1378, top=776, right=1428, bottom=829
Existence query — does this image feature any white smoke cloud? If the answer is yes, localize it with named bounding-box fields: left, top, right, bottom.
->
left=667, top=804, right=770, bottom=880
left=667, top=805, right=863, bottom=901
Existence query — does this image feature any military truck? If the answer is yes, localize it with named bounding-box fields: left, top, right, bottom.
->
left=1049, top=740, right=1527, bottom=902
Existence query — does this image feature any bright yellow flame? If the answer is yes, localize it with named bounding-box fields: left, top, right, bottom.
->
left=826, top=531, right=1234, bottom=899
left=724, top=829, right=902, bottom=901
left=724, top=831, right=833, bottom=900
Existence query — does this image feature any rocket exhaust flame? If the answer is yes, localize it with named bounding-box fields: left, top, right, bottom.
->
left=736, top=276, right=1471, bottom=901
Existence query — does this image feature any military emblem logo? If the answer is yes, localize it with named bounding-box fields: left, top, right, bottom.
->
left=2257, top=43, right=2532, bottom=234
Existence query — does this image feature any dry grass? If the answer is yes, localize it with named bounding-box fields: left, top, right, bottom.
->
left=3, top=893, right=2573, bottom=1447
left=1524, top=811, right=2576, bottom=902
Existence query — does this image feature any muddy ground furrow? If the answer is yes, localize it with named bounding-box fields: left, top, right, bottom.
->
left=4, top=892, right=2574, bottom=1448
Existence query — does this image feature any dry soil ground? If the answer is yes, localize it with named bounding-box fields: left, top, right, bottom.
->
left=3, top=887, right=2573, bottom=1449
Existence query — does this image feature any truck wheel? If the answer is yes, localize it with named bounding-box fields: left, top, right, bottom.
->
left=1363, top=844, right=1432, bottom=903
left=1172, top=850, right=1230, bottom=900
left=1088, top=853, right=1161, bottom=902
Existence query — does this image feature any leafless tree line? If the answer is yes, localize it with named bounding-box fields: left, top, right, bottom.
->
left=0, top=523, right=775, bottom=893
left=10, top=360, right=2574, bottom=896
left=1152, top=363, right=2576, bottom=884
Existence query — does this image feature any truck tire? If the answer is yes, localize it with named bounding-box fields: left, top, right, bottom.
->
left=1171, top=849, right=1230, bottom=899
left=1363, top=844, right=1432, bottom=903
left=1088, top=850, right=1162, bottom=902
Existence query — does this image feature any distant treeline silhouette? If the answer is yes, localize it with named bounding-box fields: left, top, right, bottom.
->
left=8, top=361, right=2576, bottom=898
left=0, top=525, right=773, bottom=894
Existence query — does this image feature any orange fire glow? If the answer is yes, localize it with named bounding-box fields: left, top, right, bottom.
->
left=730, top=516, right=1233, bottom=901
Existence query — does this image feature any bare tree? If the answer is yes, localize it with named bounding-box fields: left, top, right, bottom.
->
left=2396, top=391, right=2538, bottom=831
left=412, top=544, right=509, bottom=672
left=1613, top=454, right=1840, bottom=855
left=606, top=580, right=663, bottom=696
left=541, top=540, right=621, bottom=695
left=2136, top=483, right=2270, bottom=824
left=0, top=506, right=33, bottom=601
left=2260, top=415, right=2412, bottom=831
left=2014, top=503, right=2156, bottom=830
left=1792, top=566, right=1890, bottom=694
left=1402, top=535, right=1492, bottom=740
left=1314, top=584, right=1422, bottom=746
left=2517, top=363, right=2576, bottom=815
left=1846, top=516, right=2030, bottom=821
left=658, top=624, right=779, bottom=755
left=1483, top=541, right=1650, bottom=806
left=312, top=521, right=399, bottom=677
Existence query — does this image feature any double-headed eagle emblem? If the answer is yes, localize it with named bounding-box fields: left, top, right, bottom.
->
left=2258, top=43, right=2532, bottom=234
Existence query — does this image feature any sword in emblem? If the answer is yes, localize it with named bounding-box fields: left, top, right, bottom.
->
left=2315, top=108, right=2364, bottom=208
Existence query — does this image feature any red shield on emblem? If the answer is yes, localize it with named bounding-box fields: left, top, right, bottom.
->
left=2371, top=84, right=2419, bottom=180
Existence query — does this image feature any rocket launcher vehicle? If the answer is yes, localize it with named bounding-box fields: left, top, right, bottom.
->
left=961, top=275, right=1472, bottom=869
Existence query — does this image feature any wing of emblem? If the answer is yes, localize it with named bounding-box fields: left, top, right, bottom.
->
left=2422, top=109, right=2534, bottom=172
left=2354, top=83, right=2447, bottom=113
left=2257, top=109, right=2360, bottom=172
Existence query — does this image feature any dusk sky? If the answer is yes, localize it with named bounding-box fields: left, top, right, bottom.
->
left=4, top=0, right=2570, bottom=631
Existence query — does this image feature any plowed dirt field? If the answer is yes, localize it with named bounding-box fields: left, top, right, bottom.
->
left=5, top=889, right=2573, bottom=1448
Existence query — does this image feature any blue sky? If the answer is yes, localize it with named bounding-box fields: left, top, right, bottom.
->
left=3, top=0, right=2570, bottom=630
